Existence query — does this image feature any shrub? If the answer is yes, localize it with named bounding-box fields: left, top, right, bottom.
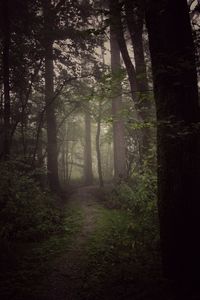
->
left=0, top=160, right=64, bottom=241
left=106, top=170, right=159, bottom=250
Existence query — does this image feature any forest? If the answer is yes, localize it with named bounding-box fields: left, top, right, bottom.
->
left=0, top=0, right=200, bottom=299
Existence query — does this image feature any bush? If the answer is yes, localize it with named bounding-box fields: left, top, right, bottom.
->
left=0, top=160, right=64, bottom=241
left=107, top=170, right=159, bottom=250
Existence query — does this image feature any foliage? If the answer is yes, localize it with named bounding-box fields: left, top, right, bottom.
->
left=0, top=206, right=83, bottom=300
left=0, top=160, right=64, bottom=241
left=82, top=207, right=164, bottom=300
left=106, top=164, right=159, bottom=250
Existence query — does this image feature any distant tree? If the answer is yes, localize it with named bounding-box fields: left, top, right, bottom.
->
left=145, top=0, right=200, bottom=287
left=84, top=109, right=93, bottom=185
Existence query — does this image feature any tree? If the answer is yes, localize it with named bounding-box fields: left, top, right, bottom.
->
left=109, top=0, right=153, bottom=165
left=84, top=109, right=93, bottom=185
left=95, top=100, right=104, bottom=187
left=42, top=0, right=60, bottom=192
left=2, top=0, right=11, bottom=160
left=110, top=0, right=127, bottom=181
left=145, top=0, right=200, bottom=287
left=124, top=0, right=153, bottom=160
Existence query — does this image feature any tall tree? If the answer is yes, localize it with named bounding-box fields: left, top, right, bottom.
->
left=110, top=0, right=127, bottom=181
left=2, top=0, right=11, bottom=159
left=96, top=100, right=104, bottom=187
left=124, top=0, right=149, bottom=93
left=124, top=0, right=152, bottom=161
left=110, top=0, right=152, bottom=164
left=84, top=109, right=93, bottom=185
left=145, top=0, right=200, bottom=286
left=42, top=0, right=60, bottom=192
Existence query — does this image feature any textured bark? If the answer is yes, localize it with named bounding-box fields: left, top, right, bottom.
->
left=84, top=110, right=93, bottom=185
left=145, top=0, right=200, bottom=284
left=2, top=0, right=11, bottom=159
left=110, top=4, right=127, bottom=181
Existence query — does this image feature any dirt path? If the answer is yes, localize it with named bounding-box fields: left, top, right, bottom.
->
left=43, top=186, right=101, bottom=300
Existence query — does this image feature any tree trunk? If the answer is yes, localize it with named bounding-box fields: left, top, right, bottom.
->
left=43, top=0, right=60, bottom=192
left=44, top=40, right=60, bottom=192
left=96, top=103, right=104, bottom=187
left=145, top=0, right=200, bottom=286
left=2, top=0, right=11, bottom=160
left=84, top=110, right=93, bottom=185
left=110, top=0, right=138, bottom=107
left=124, top=0, right=149, bottom=94
left=110, top=0, right=151, bottom=164
left=110, top=6, right=127, bottom=181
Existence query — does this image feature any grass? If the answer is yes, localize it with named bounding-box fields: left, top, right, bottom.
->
left=78, top=206, right=167, bottom=300
left=0, top=194, right=169, bottom=300
left=0, top=206, right=83, bottom=300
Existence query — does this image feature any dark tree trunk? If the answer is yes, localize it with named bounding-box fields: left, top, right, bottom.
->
left=96, top=103, right=104, bottom=187
left=145, top=0, right=200, bottom=286
left=84, top=110, right=93, bottom=185
left=110, top=0, right=151, bottom=163
left=110, top=0, right=138, bottom=107
left=44, top=40, right=60, bottom=192
left=2, top=0, right=11, bottom=160
left=124, top=0, right=149, bottom=94
left=43, top=0, right=60, bottom=192
left=124, top=0, right=153, bottom=158
left=110, top=6, right=127, bottom=181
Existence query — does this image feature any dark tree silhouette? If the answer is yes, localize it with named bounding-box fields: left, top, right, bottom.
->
left=2, top=0, right=11, bottom=159
left=145, top=0, right=200, bottom=286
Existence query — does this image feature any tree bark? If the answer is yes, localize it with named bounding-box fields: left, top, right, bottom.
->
left=84, top=110, right=93, bottom=185
left=2, top=0, right=11, bottom=160
left=43, top=0, right=60, bottom=192
left=145, top=0, right=200, bottom=286
left=110, top=5, right=127, bottom=181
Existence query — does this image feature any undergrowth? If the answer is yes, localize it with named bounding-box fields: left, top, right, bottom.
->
left=0, top=160, right=64, bottom=241
left=82, top=207, right=165, bottom=300
left=0, top=206, right=83, bottom=300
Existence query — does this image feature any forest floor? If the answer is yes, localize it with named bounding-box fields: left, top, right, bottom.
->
left=1, top=186, right=182, bottom=300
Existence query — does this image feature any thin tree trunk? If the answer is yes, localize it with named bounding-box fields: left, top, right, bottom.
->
left=2, top=0, right=11, bottom=160
left=110, top=5, right=127, bottom=181
left=124, top=0, right=154, bottom=163
left=84, top=110, right=93, bottom=185
left=96, top=103, right=104, bottom=187
left=44, top=40, right=60, bottom=192
left=145, top=0, right=200, bottom=286
left=124, top=0, right=149, bottom=94
left=110, top=0, right=138, bottom=107
left=110, top=0, right=152, bottom=164
left=43, top=0, right=60, bottom=192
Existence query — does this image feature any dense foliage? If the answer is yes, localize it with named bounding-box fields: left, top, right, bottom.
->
left=0, top=160, right=64, bottom=241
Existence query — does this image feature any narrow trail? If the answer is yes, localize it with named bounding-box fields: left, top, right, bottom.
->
left=44, top=186, right=101, bottom=300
